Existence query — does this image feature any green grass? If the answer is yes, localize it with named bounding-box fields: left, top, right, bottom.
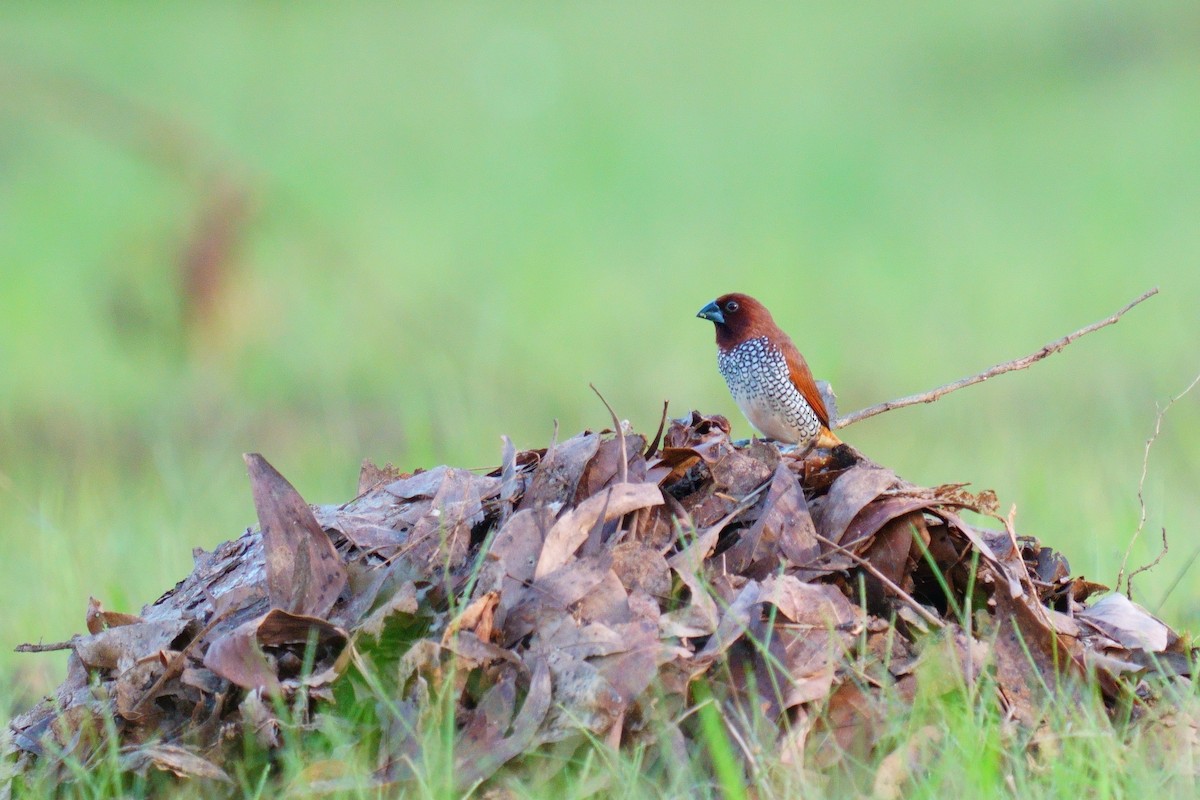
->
left=2, top=1, right=1200, bottom=794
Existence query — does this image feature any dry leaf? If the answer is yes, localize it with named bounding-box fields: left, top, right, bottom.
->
left=535, top=483, right=663, bottom=579
left=246, top=453, right=347, bottom=618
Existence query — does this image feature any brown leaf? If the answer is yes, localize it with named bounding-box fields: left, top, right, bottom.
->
left=858, top=511, right=925, bottom=615
left=114, top=659, right=172, bottom=723
left=539, top=653, right=625, bottom=744
left=357, top=579, right=420, bottom=638
left=85, top=597, right=144, bottom=635
left=503, top=556, right=614, bottom=645
left=757, top=580, right=857, bottom=711
left=661, top=526, right=722, bottom=639
left=454, top=658, right=552, bottom=789
left=202, top=617, right=280, bottom=694
left=444, top=630, right=524, bottom=670
left=458, top=667, right=518, bottom=759
left=662, top=411, right=732, bottom=455
left=813, top=465, right=898, bottom=546
left=576, top=434, right=648, bottom=501
left=990, top=582, right=1083, bottom=725
left=245, top=453, right=347, bottom=618
left=842, top=495, right=934, bottom=551
left=1077, top=593, right=1173, bottom=652
left=645, top=447, right=702, bottom=484
left=446, top=591, right=500, bottom=644
left=323, top=513, right=406, bottom=555
left=931, top=483, right=999, bottom=515
left=778, top=628, right=843, bottom=709
left=517, top=431, right=601, bottom=512
left=696, top=580, right=762, bottom=663
left=725, top=463, right=817, bottom=576
left=592, top=617, right=661, bottom=707
left=573, top=569, right=633, bottom=626
left=484, top=508, right=554, bottom=633
left=256, top=608, right=347, bottom=649
left=610, top=542, right=671, bottom=598
left=119, top=743, right=232, bottom=783
left=709, top=442, right=776, bottom=496
left=73, top=618, right=189, bottom=672
left=938, top=511, right=1024, bottom=597
left=534, top=483, right=663, bottom=579
left=387, top=466, right=497, bottom=568
left=810, top=682, right=886, bottom=768
left=357, top=460, right=407, bottom=495
left=759, top=575, right=861, bottom=629
left=202, top=609, right=346, bottom=694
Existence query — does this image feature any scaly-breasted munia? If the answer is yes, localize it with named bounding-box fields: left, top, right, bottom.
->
left=697, top=293, right=840, bottom=448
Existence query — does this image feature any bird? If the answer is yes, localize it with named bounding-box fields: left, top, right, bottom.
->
left=696, top=293, right=841, bottom=448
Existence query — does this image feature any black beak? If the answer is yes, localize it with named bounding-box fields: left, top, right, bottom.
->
left=697, top=300, right=724, bottom=325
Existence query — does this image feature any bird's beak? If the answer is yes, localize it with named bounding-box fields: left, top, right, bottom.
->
left=697, top=300, right=724, bottom=325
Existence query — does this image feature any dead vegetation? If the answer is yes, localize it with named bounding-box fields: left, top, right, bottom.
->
left=6, top=409, right=1194, bottom=793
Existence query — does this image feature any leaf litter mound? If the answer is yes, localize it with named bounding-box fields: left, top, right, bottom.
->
left=6, top=411, right=1195, bottom=791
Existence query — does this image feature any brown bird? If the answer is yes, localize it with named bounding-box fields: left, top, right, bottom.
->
left=697, top=293, right=840, bottom=448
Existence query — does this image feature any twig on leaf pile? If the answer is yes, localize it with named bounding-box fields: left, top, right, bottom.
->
left=13, top=640, right=74, bottom=653
left=812, top=532, right=945, bottom=629
left=1118, top=370, right=1200, bottom=600
left=835, top=287, right=1160, bottom=429
left=589, top=383, right=628, bottom=485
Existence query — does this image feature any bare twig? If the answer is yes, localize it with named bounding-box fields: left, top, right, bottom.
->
left=835, top=288, right=1159, bottom=429
left=644, top=400, right=670, bottom=459
left=1118, top=370, right=1200, bottom=599
left=1127, top=528, right=1169, bottom=601
left=589, top=384, right=629, bottom=486
left=813, top=533, right=945, bottom=629
left=130, top=600, right=238, bottom=717
left=14, top=639, right=74, bottom=653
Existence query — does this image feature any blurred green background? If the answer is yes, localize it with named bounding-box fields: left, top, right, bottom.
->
left=2, top=2, right=1198, bottom=712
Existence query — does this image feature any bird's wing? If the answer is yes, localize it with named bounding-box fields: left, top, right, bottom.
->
left=780, top=339, right=832, bottom=430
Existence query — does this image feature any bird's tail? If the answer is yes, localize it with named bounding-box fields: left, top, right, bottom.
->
left=816, top=427, right=842, bottom=448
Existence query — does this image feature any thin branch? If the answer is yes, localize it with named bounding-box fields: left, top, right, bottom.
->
left=1118, top=370, right=1200, bottom=598
left=835, top=287, right=1159, bottom=429
left=589, top=383, right=628, bottom=485
left=14, top=639, right=75, bottom=653
left=1127, top=528, right=1169, bottom=601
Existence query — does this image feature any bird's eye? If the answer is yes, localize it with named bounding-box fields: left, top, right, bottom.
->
left=724, top=300, right=740, bottom=313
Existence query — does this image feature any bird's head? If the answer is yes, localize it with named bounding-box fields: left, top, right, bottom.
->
left=697, top=292, right=775, bottom=349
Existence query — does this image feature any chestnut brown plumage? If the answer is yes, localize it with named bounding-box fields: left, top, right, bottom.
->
left=697, top=293, right=840, bottom=447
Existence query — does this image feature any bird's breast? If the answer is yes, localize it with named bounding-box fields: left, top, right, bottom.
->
left=717, top=336, right=821, bottom=444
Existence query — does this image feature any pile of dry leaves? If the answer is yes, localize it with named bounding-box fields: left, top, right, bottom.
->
left=5, top=411, right=1194, bottom=791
